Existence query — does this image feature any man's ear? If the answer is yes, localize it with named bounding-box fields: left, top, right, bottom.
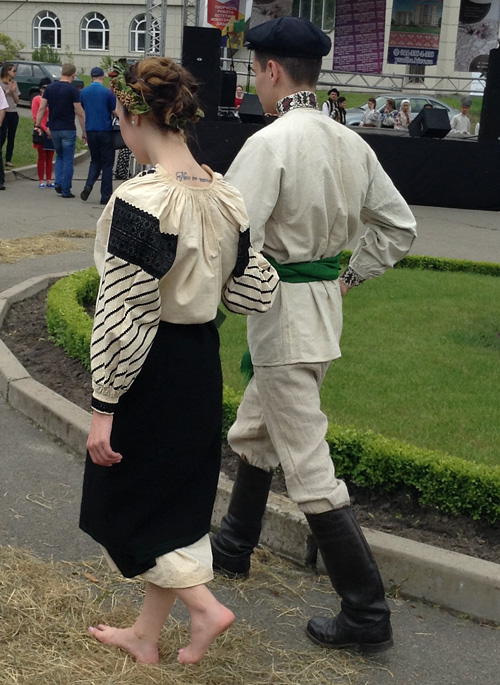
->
left=267, top=59, right=282, bottom=86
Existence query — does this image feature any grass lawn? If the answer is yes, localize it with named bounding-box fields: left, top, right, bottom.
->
left=219, top=268, right=500, bottom=467
left=5, top=113, right=86, bottom=169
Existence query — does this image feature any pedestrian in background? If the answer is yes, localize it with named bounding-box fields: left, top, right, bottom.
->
left=80, top=66, right=116, bottom=205
left=360, top=97, right=380, bottom=127
left=450, top=99, right=471, bottom=136
left=0, top=63, right=20, bottom=168
left=336, top=96, right=347, bottom=124
left=31, top=78, right=55, bottom=189
left=34, top=63, right=86, bottom=198
left=0, top=85, right=8, bottom=190
left=322, top=87, right=339, bottom=119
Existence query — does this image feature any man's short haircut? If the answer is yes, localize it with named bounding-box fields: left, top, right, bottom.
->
left=254, top=51, right=322, bottom=88
left=61, top=63, right=76, bottom=77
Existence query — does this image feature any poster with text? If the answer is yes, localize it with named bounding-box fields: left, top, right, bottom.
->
left=454, top=0, right=500, bottom=73
left=388, top=0, right=444, bottom=66
left=333, top=0, right=386, bottom=73
left=205, top=0, right=247, bottom=49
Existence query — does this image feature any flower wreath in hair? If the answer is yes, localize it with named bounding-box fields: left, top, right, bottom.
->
left=109, top=58, right=204, bottom=130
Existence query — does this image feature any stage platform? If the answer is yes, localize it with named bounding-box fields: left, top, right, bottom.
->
left=188, top=121, right=500, bottom=211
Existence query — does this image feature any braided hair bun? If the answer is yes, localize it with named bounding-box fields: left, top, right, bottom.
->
left=124, top=57, right=202, bottom=132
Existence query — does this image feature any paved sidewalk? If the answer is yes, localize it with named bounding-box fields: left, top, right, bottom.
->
left=1, top=175, right=500, bottom=683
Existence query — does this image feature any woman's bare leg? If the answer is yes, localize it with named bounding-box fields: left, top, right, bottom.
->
left=176, top=584, right=235, bottom=664
left=89, top=582, right=176, bottom=664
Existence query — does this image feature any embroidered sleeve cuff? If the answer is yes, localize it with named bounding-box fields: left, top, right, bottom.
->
left=91, top=397, right=118, bottom=415
left=339, top=266, right=366, bottom=289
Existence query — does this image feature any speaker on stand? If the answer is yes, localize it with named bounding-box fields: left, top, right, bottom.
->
left=182, top=26, right=222, bottom=121
left=237, top=93, right=266, bottom=124
left=408, top=108, right=451, bottom=138
left=478, top=48, right=500, bottom=143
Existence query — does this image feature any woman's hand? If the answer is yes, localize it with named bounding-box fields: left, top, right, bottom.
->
left=87, top=411, right=123, bottom=467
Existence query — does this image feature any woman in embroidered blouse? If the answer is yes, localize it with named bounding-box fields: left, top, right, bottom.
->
left=79, top=57, right=278, bottom=666
left=360, top=97, right=380, bottom=127
left=395, top=99, right=411, bottom=130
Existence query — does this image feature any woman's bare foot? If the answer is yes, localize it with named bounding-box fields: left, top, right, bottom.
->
left=177, top=603, right=235, bottom=665
left=89, top=624, right=159, bottom=664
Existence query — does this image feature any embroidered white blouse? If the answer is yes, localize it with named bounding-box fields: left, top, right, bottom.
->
left=91, top=164, right=279, bottom=412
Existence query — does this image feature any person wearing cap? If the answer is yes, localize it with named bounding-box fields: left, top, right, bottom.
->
left=211, top=16, right=417, bottom=653
left=34, top=63, right=86, bottom=198
left=450, top=99, right=471, bottom=136
left=322, top=87, right=339, bottom=119
left=80, top=67, right=117, bottom=204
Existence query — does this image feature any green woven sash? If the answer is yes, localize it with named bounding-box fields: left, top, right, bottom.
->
left=241, top=252, right=342, bottom=384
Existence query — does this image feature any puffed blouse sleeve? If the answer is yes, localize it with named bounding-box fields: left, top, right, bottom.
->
left=90, top=194, right=175, bottom=415
left=221, top=223, right=279, bottom=314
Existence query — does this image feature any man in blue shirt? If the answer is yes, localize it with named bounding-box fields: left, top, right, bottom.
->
left=34, top=63, right=86, bottom=198
left=80, top=67, right=116, bottom=204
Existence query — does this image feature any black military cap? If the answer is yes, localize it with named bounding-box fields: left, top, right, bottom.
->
left=244, top=17, right=331, bottom=59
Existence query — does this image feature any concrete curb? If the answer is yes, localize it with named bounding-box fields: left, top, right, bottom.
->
left=1, top=274, right=500, bottom=624
left=6, top=149, right=90, bottom=181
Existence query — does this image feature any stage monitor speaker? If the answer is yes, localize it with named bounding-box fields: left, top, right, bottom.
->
left=220, top=70, right=237, bottom=109
left=479, top=48, right=500, bottom=142
left=182, top=26, right=222, bottom=67
left=238, top=93, right=265, bottom=124
left=409, top=108, right=451, bottom=138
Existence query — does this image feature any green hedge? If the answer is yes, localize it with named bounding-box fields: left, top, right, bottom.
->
left=341, top=250, right=500, bottom=277
left=46, top=268, right=99, bottom=371
left=46, top=261, right=500, bottom=523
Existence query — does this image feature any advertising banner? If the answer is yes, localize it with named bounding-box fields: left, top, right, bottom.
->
left=205, top=0, right=247, bottom=49
left=454, top=0, right=500, bottom=72
left=333, top=0, right=386, bottom=73
left=388, top=0, right=444, bottom=67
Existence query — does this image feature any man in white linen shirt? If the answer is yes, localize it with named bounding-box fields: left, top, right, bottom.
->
left=211, top=17, right=417, bottom=653
left=450, top=100, right=471, bottom=135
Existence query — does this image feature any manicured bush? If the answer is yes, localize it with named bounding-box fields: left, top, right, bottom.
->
left=45, top=260, right=500, bottom=522
left=46, top=268, right=99, bottom=370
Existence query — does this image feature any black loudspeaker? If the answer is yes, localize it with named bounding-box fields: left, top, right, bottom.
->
left=182, top=27, right=222, bottom=121
left=409, top=108, right=451, bottom=138
left=479, top=48, right=500, bottom=142
left=220, top=70, right=237, bottom=108
left=238, top=93, right=265, bottom=124
left=182, top=26, right=221, bottom=66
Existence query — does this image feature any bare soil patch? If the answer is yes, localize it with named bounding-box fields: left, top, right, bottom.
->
left=2, top=289, right=500, bottom=565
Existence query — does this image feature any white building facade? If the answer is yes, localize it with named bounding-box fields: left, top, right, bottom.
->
left=0, top=0, right=497, bottom=89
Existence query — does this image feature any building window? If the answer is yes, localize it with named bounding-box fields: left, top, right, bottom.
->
left=292, top=0, right=335, bottom=33
left=130, top=14, right=160, bottom=53
left=33, top=11, right=61, bottom=49
left=80, top=12, right=109, bottom=51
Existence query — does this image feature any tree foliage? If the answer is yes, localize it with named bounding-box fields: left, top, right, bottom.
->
left=0, top=33, right=24, bottom=61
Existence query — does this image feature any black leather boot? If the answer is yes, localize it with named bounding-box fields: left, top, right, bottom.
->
left=305, top=506, right=393, bottom=653
left=211, top=458, right=273, bottom=578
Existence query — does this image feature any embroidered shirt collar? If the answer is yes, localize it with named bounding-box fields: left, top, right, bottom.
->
left=276, top=91, right=318, bottom=116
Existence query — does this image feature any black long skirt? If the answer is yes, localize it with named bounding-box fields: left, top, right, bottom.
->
left=80, top=320, right=222, bottom=578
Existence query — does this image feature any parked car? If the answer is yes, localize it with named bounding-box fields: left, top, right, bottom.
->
left=9, top=61, right=84, bottom=104
left=345, top=94, right=460, bottom=127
